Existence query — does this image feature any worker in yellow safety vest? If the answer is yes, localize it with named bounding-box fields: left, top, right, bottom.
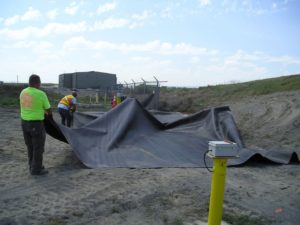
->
left=57, top=91, right=77, bottom=127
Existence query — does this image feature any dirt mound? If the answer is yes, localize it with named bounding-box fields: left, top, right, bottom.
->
left=227, top=90, right=300, bottom=150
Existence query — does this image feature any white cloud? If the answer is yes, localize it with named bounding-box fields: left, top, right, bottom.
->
left=225, top=50, right=300, bottom=65
left=92, top=11, right=151, bottom=30
left=224, top=50, right=261, bottom=65
left=4, top=7, right=41, bottom=26
left=63, top=37, right=212, bottom=56
left=191, top=56, right=200, bottom=64
left=217, top=1, right=287, bottom=16
left=87, top=12, right=94, bottom=18
left=4, top=15, right=20, bottom=26
left=129, top=10, right=151, bottom=28
left=206, top=61, right=269, bottom=84
left=90, top=10, right=152, bottom=30
left=65, top=2, right=81, bottom=15
left=159, top=59, right=173, bottom=65
left=242, top=1, right=248, bottom=6
left=159, top=1, right=185, bottom=19
left=11, top=40, right=35, bottom=48
left=97, top=2, right=117, bottom=14
left=266, top=55, right=300, bottom=65
left=40, top=21, right=87, bottom=36
left=47, top=9, right=58, bottom=20
left=165, top=42, right=208, bottom=55
left=199, top=0, right=211, bottom=7
left=9, top=40, right=54, bottom=55
left=1, top=12, right=152, bottom=40
left=22, top=7, right=41, bottom=21
left=34, top=41, right=54, bottom=54
left=0, top=22, right=87, bottom=40
left=91, top=18, right=130, bottom=30
left=203, top=50, right=300, bottom=84
left=131, top=56, right=152, bottom=62
left=160, top=7, right=172, bottom=19
left=132, top=10, right=150, bottom=20
left=1, top=27, right=35, bottom=40
left=63, top=36, right=114, bottom=50
left=12, top=41, right=53, bottom=49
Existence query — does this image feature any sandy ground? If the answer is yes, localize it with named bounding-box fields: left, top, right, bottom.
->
left=0, top=91, right=300, bottom=225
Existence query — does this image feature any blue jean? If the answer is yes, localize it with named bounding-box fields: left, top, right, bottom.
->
left=58, top=108, right=72, bottom=127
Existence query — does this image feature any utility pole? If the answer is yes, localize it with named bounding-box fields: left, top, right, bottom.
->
left=131, top=79, right=136, bottom=95
left=153, top=76, right=160, bottom=110
left=141, top=78, right=146, bottom=94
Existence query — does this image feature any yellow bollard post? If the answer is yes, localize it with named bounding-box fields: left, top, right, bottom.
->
left=206, top=141, right=237, bottom=225
left=208, top=158, right=228, bottom=225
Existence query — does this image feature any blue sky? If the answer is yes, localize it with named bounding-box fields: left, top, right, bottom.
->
left=0, top=0, right=299, bottom=87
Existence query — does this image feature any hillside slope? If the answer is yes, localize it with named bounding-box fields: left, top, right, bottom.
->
left=224, top=90, right=300, bottom=150
left=159, top=74, right=300, bottom=112
left=160, top=74, right=300, bottom=150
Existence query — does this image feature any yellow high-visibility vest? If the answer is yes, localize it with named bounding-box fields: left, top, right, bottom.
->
left=59, top=95, right=75, bottom=108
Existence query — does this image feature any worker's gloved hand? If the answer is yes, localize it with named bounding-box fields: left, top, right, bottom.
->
left=44, top=112, right=53, bottom=120
left=70, top=106, right=76, bottom=113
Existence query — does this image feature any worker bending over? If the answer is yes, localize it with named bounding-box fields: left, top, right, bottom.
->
left=57, top=91, right=77, bottom=127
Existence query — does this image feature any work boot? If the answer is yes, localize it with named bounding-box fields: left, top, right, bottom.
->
left=29, top=165, right=44, bottom=172
left=31, top=168, right=48, bottom=176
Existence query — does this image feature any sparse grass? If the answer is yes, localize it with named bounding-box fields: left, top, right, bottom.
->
left=46, top=217, right=67, bottom=225
left=0, top=84, right=63, bottom=107
left=0, top=96, right=19, bottom=106
left=223, top=212, right=270, bottom=225
left=160, top=74, right=300, bottom=112
left=161, top=214, right=169, bottom=224
left=111, top=206, right=121, bottom=214
left=72, top=211, right=84, bottom=217
left=0, top=84, right=25, bottom=107
left=172, top=216, right=184, bottom=225
left=0, top=84, right=96, bottom=108
left=2, top=74, right=300, bottom=111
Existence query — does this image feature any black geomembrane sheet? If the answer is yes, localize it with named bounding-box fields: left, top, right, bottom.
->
left=44, top=98, right=299, bottom=168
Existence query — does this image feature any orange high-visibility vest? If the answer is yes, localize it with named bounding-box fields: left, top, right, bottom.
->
left=59, top=95, right=75, bottom=108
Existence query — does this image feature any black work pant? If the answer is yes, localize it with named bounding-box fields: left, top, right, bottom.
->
left=58, top=108, right=72, bottom=127
left=21, top=120, right=46, bottom=173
